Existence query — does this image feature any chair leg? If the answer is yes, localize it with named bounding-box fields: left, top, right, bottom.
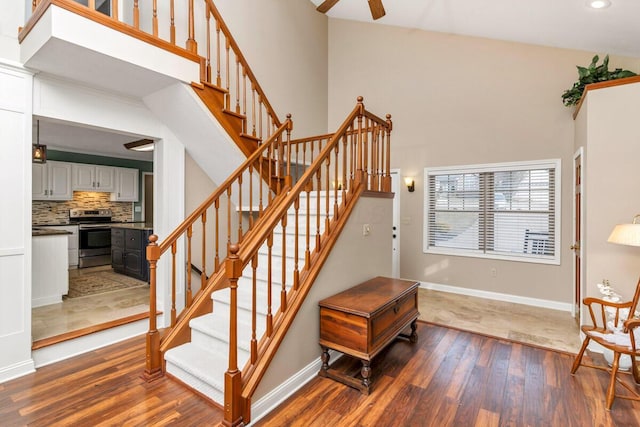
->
left=571, top=337, right=590, bottom=374
left=632, top=354, right=640, bottom=385
left=606, top=351, right=621, bottom=411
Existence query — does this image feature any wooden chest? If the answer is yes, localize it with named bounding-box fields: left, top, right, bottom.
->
left=318, top=276, right=419, bottom=393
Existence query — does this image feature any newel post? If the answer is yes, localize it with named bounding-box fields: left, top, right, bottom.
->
left=382, top=114, right=393, bottom=192
left=284, top=114, right=293, bottom=189
left=223, top=244, right=244, bottom=426
left=144, top=235, right=163, bottom=381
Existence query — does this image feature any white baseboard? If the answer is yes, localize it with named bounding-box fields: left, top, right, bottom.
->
left=419, top=281, right=573, bottom=312
left=32, top=319, right=150, bottom=368
left=0, top=359, right=36, bottom=384
left=249, top=350, right=341, bottom=425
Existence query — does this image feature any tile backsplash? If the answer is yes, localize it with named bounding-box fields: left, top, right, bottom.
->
left=33, top=192, right=133, bottom=224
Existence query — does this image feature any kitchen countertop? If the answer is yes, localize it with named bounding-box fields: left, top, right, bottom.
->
left=110, top=223, right=154, bottom=231
left=32, top=228, right=73, bottom=237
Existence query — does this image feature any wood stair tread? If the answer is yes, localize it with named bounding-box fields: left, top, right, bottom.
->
left=202, top=80, right=229, bottom=94
left=240, top=132, right=261, bottom=142
left=223, top=108, right=246, bottom=120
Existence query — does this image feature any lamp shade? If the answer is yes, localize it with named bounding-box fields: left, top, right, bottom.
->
left=608, top=220, right=640, bottom=247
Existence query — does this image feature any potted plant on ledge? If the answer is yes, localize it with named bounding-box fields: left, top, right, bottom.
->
left=561, top=54, right=637, bottom=107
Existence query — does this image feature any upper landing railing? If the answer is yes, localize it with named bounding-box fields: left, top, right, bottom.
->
left=24, top=0, right=282, bottom=142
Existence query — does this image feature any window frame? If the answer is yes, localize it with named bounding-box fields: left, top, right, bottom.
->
left=423, top=159, right=561, bottom=265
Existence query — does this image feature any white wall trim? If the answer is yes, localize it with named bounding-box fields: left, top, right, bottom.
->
left=249, top=350, right=341, bottom=425
left=419, top=281, right=573, bottom=312
left=32, top=319, right=153, bottom=368
left=0, top=359, right=36, bottom=384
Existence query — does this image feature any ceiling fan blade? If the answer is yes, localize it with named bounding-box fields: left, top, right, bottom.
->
left=368, top=0, right=385, bottom=20
left=317, top=0, right=340, bottom=14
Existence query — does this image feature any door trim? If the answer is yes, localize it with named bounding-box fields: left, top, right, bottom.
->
left=391, top=169, right=400, bottom=278
left=572, top=147, right=585, bottom=323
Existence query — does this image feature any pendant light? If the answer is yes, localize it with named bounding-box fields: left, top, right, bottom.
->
left=32, top=120, right=47, bottom=163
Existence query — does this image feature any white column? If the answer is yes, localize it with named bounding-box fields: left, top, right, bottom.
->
left=0, top=61, right=36, bottom=382
left=153, top=130, right=186, bottom=325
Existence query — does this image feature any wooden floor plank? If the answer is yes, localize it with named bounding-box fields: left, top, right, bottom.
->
left=3, top=323, right=640, bottom=426
left=256, top=323, right=640, bottom=426
left=0, top=334, right=223, bottom=426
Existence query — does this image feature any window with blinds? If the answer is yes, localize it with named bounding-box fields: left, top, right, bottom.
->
left=423, top=159, right=560, bottom=264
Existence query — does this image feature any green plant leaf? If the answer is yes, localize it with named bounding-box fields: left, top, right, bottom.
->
left=562, top=54, right=637, bottom=107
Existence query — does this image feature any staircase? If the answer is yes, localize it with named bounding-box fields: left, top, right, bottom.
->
left=164, top=192, right=337, bottom=404
left=20, top=1, right=392, bottom=425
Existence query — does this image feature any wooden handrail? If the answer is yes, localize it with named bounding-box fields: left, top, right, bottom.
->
left=202, top=0, right=283, bottom=139
left=221, top=96, right=392, bottom=424
left=203, top=0, right=281, bottom=128
left=143, top=117, right=292, bottom=380
left=21, top=0, right=282, bottom=142
left=21, top=4, right=394, bottom=425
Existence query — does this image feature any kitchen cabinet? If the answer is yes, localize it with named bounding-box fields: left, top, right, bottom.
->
left=36, top=224, right=79, bottom=267
left=111, top=225, right=152, bottom=282
left=72, top=163, right=115, bottom=192
left=110, top=167, right=139, bottom=202
left=32, top=232, right=69, bottom=307
left=32, top=161, right=73, bottom=200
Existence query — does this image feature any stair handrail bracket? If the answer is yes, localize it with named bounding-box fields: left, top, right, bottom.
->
left=223, top=96, right=392, bottom=424
left=144, top=117, right=293, bottom=381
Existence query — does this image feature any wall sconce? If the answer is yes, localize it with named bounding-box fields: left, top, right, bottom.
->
left=124, top=138, right=154, bottom=152
left=404, top=176, right=415, bottom=192
left=32, top=120, right=47, bottom=163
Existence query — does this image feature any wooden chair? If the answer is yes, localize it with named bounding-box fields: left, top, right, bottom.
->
left=571, top=277, right=640, bottom=410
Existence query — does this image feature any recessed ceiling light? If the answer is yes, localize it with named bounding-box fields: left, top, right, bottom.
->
left=588, top=0, right=611, bottom=9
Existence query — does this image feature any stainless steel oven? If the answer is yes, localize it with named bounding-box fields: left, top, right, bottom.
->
left=78, top=224, right=111, bottom=268
left=70, top=209, right=113, bottom=268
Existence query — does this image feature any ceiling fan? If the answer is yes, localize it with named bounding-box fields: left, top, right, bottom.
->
left=317, top=0, right=386, bottom=20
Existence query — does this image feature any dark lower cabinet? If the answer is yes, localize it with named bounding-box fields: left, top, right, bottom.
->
left=111, top=227, right=152, bottom=282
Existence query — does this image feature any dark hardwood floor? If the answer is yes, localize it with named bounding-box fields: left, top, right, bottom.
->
left=2, top=322, right=639, bottom=426
left=255, top=322, right=640, bottom=427
left=0, top=335, right=223, bottom=426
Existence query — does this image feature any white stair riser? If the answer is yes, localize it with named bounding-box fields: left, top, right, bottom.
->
left=164, top=194, right=340, bottom=405
left=166, top=361, right=224, bottom=403
left=213, top=282, right=289, bottom=316
left=191, top=312, right=266, bottom=354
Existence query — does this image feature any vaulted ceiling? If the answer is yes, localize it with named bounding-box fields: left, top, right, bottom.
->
left=309, top=0, right=640, bottom=58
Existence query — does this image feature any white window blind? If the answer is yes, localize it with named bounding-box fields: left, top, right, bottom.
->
left=423, top=160, right=560, bottom=264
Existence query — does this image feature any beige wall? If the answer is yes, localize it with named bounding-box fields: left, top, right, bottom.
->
left=327, top=18, right=640, bottom=304
left=213, top=0, right=328, bottom=137
left=254, top=194, right=393, bottom=401
left=184, top=153, right=238, bottom=291
left=576, top=83, right=640, bottom=308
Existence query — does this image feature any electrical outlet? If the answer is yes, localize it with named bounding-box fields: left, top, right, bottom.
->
left=363, top=224, right=371, bottom=236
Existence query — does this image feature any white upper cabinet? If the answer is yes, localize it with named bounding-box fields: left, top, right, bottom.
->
left=111, top=167, right=139, bottom=201
left=32, top=161, right=73, bottom=200
left=72, top=164, right=115, bottom=192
